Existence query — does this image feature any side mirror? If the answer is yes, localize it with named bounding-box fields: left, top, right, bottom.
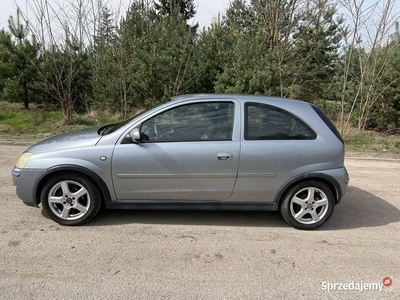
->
left=130, top=128, right=141, bottom=143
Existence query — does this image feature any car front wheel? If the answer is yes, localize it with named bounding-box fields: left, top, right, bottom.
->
left=41, top=172, right=102, bottom=226
left=280, top=180, right=335, bottom=230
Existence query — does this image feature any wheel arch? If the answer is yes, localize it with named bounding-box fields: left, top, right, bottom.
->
left=274, top=173, right=342, bottom=207
left=33, top=165, right=112, bottom=206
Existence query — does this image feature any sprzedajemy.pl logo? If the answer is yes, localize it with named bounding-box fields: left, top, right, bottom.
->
left=321, top=277, right=392, bottom=293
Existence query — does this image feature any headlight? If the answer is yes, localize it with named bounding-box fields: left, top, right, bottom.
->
left=15, top=152, right=33, bottom=169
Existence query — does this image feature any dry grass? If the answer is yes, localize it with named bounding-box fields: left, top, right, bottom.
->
left=343, top=128, right=400, bottom=156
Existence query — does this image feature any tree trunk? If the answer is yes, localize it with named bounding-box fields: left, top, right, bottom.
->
left=23, top=81, right=29, bottom=110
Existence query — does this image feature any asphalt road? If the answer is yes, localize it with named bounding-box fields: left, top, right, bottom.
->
left=1, top=145, right=399, bottom=299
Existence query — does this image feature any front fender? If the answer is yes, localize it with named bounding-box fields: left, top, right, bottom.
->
left=33, top=164, right=114, bottom=206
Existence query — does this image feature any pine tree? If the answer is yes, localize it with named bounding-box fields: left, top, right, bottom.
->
left=153, top=0, right=198, bottom=32
left=92, top=6, right=120, bottom=111
left=154, top=0, right=196, bottom=20
left=0, top=10, right=40, bottom=109
left=292, top=0, right=345, bottom=102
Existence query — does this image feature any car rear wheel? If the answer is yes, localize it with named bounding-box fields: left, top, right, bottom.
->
left=280, top=180, right=335, bottom=230
left=41, top=172, right=102, bottom=226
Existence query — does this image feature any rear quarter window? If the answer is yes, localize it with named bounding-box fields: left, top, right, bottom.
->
left=244, top=102, right=316, bottom=140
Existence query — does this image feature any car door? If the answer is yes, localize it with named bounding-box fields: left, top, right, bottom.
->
left=112, top=100, right=241, bottom=201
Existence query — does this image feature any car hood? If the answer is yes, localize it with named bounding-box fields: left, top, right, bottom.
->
left=27, top=127, right=103, bottom=154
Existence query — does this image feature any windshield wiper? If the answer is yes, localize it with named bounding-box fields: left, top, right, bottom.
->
left=98, top=123, right=118, bottom=135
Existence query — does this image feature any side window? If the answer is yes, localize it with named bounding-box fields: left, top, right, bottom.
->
left=244, top=102, right=316, bottom=140
left=141, top=102, right=234, bottom=142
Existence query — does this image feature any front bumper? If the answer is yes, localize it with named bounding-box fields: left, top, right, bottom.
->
left=12, top=167, right=46, bottom=207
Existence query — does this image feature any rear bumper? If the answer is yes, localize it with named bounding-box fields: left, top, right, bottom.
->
left=12, top=167, right=45, bottom=207
left=340, top=166, right=350, bottom=201
left=320, top=166, right=349, bottom=204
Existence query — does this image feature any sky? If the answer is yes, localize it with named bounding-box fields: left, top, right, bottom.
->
left=0, top=0, right=230, bottom=30
left=1, top=0, right=400, bottom=33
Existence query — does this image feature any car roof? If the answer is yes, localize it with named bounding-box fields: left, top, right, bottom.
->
left=170, top=94, right=308, bottom=106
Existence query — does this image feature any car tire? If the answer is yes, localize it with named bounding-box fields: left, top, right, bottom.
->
left=40, top=172, right=102, bottom=226
left=280, top=180, right=335, bottom=230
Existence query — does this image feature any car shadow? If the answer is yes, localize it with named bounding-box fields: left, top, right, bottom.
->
left=90, top=209, right=288, bottom=228
left=88, top=186, right=400, bottom=230
left=323, top=186, right=400, bottom=230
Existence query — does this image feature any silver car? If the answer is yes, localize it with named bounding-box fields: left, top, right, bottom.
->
left=12, top=94, right=349, bottom=229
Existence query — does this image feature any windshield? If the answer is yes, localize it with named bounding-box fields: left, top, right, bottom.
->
left=98, top=104, right=163, bottom=135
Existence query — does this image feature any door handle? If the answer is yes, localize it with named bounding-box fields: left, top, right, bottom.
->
left=217, top=153, right=233, bottom=161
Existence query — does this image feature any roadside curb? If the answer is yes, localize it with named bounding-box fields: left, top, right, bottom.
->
left=0, top=140, right=37, bottom=146
left=345, top=157, right=400, bottom=162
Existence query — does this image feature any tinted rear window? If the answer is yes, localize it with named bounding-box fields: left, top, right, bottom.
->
left=245, top=102, right=316, bottom=140
left=310, top=104, right=343, bottom=143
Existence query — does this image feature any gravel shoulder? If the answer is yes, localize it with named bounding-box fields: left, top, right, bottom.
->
left=0, top=145, right=399, bottom=300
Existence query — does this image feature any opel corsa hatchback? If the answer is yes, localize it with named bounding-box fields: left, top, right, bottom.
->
left=12, top=94, right=349, bottom=229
